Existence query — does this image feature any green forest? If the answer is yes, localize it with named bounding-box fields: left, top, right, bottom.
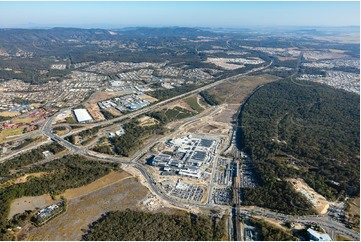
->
left=0, top=155, right=117, bottom=240
left=0, top=142, right=65, bottom=177
left=83, top=209, right=228, bottom=241
left=239, top=79, right=359, bottom=210
left=110, top=120, right=165, bottom=157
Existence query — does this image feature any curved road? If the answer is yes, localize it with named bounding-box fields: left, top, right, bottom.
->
left=3, top=58, right=359, bottom=240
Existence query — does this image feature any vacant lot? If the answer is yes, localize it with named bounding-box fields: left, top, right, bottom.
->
left=84, top=91, right=121, bottom=121
left=57, top=171, right=132, bottom=200
left=184, top=96, right=204, bottom=113
left=0, top=111, right=20, bottom=117
left=138, top=116, right=159, bottom=127
left=288, top=178, right=329, bottom=214
left=85, top=103, right=105, bottom=121
left=9, top=194, right=54, bottom=219
left=206, top=74, right=280, bottom=107
left=140, top=94, right=158, bottom=103
left=0, top=127, right=24, bottom=143
left=20, top=177, right=149, bottom=241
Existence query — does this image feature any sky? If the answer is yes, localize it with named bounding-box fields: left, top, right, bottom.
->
left=0, top=1, right=359, bottom=28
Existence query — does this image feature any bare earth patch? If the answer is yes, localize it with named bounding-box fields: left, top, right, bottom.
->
left=288, top=178, right=329, bottom=214
left=9, top=194, right=54, bottom=219
left=139, top=94, right=158, bottom=103
left=84, top=91, right=123, bottom=121
left=57, top=171, right=132, bottom=200
left=138, top=116, right=160, bottom=127
left=206, top=74, right=280, bottom=105
left=20, top=177, right=149, bottom=241
left=165, top=99, right=194, bottom=112
left=85, top=103, right=105, bottom=121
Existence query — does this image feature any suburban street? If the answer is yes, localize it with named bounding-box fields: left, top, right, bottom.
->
left=2, top=57, right=359, bottom=241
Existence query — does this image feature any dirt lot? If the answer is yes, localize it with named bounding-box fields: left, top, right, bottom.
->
left=56, top=171, right=132, bottom=200
left=213, top=106, right=237, bottom=124
left=140, top=94, right=158, bottom=103
left=165, top=99, right=195, bottom=112
left=288, top=178, right=329, bottom=214
left=9, top=194, right=54, bottom=219
left=84, top=91, right=121, bottom=121
left=19, top=177, right=149, bottom=241
left=138, top=116, right=159, bottom=127
left=86, top=91, right=120, bottom=104
left=85, top=103, right=105, bottom=121
left=206, top=74, right=280, bottom=106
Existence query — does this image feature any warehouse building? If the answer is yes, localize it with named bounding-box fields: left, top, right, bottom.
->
left=73, top=109, right=93, bottom=123
left=307, top=228, right=332, bottom=241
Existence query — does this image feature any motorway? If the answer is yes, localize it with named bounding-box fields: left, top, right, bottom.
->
left=2, top=58, right=360, bottom=241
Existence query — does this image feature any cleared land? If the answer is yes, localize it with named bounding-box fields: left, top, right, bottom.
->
left=20, top=177, right=149, bottom=241
left=206, top=74, right=280, bottom=107
left=84, top=91, right=121, bottom=121
left=0, top=127, right=24, bottom=143
left=139, top=94, right=158, bottom=103
left=56, top=170, right=132, bottom=200
left=8, top=194, right=54, bottom=219
left=288, top=178, right=329, bottom=215
left=1, top=172, right=49, bottom=190
left=184, top=96, right=204, bottom=113
left=0, top=111, right=20, bottom=117
left=138, top=116, right=159, bottom=127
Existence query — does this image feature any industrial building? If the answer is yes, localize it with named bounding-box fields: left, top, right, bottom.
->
left=307, top=228, right=332, bottom=241
left=73, top=109, right=93, bottom=123
left=151, top=134, right=218, bottom=179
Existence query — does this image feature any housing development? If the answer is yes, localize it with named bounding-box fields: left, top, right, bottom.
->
left=0, top=24, right=359, bottom=242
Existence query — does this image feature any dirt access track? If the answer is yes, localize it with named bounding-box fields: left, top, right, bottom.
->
left=288, top=178, right=329, bottom=215
left=18, top=171, right=148, bottom=241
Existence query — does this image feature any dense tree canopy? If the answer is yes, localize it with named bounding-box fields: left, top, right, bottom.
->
left=83, top=209, right=228, bottom=241
left=239, top=79, right=359, bottom=208
left=0, top=155, right=116, bottom=240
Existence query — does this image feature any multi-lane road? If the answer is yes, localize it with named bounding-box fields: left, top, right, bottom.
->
left=2, top=58, right=360, bottom=241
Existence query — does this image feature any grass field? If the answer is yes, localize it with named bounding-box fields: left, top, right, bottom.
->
left=21, top=177, right=149, bottom=241
left=206, top=74, right=280, bottom=106
left=56, top=171, right=132, bottom=200
left=12, top=117, right=38, bottom=124
left=0, top=127, right=24, bottom=143
left=0, top=111, right=20, bottom=117
left=184, top=96, right=204, bottom=113
left=165, top=107, right=195, bottom=120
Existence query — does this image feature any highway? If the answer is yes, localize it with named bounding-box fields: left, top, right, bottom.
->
left=2, top=57, right=359, bottom=241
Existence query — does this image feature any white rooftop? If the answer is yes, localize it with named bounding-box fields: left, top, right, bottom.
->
left=307, top=228, right=332, bottom=241
left=73, top=109, right=93, bottom=123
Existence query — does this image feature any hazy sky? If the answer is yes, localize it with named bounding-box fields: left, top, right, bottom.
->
left=0, top=1, right=359, bottom=28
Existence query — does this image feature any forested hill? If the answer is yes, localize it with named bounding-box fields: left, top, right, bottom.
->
left=240, top=79, right=359, bottom=204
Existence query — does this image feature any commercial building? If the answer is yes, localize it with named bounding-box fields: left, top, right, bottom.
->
left=73, top=109, right=93, bottom=123
left=307, top=228, right=332, bottom=241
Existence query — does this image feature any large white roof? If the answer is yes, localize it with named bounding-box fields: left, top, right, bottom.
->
left=73, top=109, right=93, bottom=123
left=307, top=228, right=332, bottom=241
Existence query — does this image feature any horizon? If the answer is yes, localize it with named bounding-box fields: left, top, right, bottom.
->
left=0, top=1, right=359, bottom=29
